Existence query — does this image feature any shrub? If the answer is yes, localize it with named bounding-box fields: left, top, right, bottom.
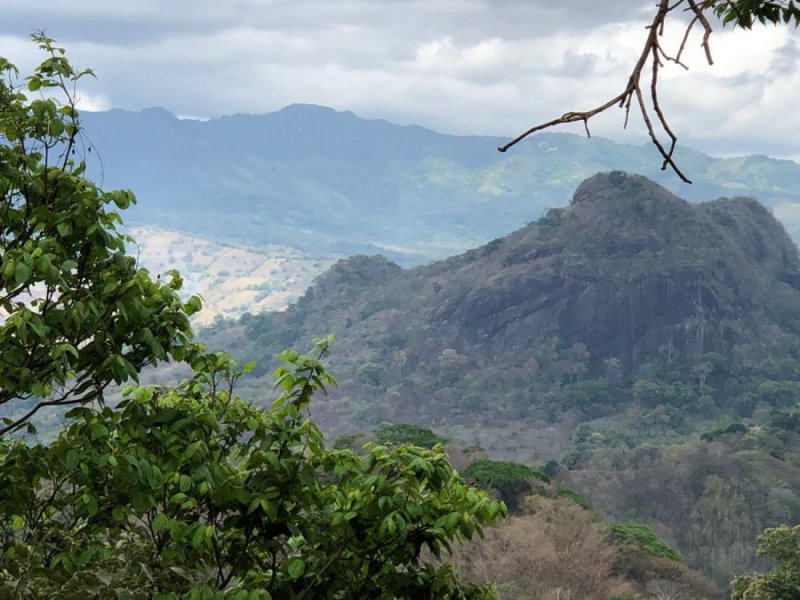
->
left=463, top=460, right=550, bottom=511
left=374, top=422, right=445, bottom=448
left=609, top=523, right=682, bottom=562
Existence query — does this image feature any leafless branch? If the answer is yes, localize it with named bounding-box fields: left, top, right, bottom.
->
left=499, top=0, right=716, bottom=184
left=0, top=378, right=111, bottom=437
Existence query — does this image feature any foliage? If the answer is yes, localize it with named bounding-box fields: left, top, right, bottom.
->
left=731, top=525, right=800, bottom=599
left=707, top=0, right=800, bottom=28
left=0, top=34, right=200, bottom=435
left=0, top=340, right=505, bottom=598
left=204, top=171, right=800, bottom=586
left=700, top=422, right=749, bottom=442
left=462, top=460, right=549, bottom=511
left=0, top=38, right=505, bottom=599
left=609, top=523, right=682, bottom=562
left=541, top=460, right=561, bottom=479
left=557, top=486, right=593, bottom=511
left=767, top=407, right=800, bottom=433
left=375, top=422, right=445, bottom=449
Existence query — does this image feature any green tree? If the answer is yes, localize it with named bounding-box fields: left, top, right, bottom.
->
left=0, top=38, right=505, bottom=598
left=731, top=525, right=800, bottom=599
left=0, top=341, right=504, bottom=598
left=0, top=34, right=201, bottom=436
left=462, top=460, right=550, bottom=512
left=608, top=523, right=682, bottom=562
left=375, top=422, right=445, bottom=448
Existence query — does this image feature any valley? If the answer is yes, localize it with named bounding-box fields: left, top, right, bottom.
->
left=127, top=226, right=335, bottom=325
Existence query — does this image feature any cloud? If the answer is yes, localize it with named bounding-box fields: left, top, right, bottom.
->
left=1, top=0, right=798, bottom=161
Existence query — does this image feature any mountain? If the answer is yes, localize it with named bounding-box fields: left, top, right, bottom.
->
left=81, top=105, right=800, bottom=267
left=201, top=172, right=800, bottom=586
left=210, top=172, right=800, bottom=441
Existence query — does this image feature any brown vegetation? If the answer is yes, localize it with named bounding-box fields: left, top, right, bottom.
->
left=451, top=496, right=719, bottom=599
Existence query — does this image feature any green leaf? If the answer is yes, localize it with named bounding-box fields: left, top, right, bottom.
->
left=152, top=512, right=169, bottom=531
left=286, top=557, right=306, bottom=579
left=65, top=449, right=80, bottom=470
left=14, top=262, right=30, bottom=284
left=90, top=423, right=109, bottom=440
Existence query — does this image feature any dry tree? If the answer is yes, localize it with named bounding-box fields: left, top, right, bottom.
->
left=499, top=0, right=800, bottom=183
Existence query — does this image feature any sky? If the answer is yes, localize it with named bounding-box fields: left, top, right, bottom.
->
left=1, top=0, right=799, bottom=161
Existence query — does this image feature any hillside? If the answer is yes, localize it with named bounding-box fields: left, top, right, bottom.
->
left=217, top=172, right=800, bottom=438
left=83, top=104, right=800, bottom=271
left=127, top=226, right=334, bottom=324
left=203, top=172, right=800, bottom=585
left=79, top=105, right=800, bottom=324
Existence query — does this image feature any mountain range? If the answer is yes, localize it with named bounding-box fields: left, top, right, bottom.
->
left=80, top=103, right=800, bottom=586
left=82, top=104, right=800, bottom=267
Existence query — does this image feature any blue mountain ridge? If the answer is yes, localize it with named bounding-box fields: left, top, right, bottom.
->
left=79, top=104, right=800, bottom=264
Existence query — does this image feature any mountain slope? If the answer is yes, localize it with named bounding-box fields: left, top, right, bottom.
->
left=211, top=172, right=800, bottom=444
left=202, top=172, right=800, bottom=587
left=81, top=105, right=800, bottom=266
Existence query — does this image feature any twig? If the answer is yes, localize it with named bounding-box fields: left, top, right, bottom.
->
left=499, top=0, right=716, bottom=184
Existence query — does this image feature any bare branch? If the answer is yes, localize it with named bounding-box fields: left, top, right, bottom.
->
left=688, top=0, right=715, bottom=64
left=0, top=379, right=110, bottom=437
left=499, top=0, right=717, bottom=184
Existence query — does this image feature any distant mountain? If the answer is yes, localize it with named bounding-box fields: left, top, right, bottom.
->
left=81, top=105, right=800, bottom=265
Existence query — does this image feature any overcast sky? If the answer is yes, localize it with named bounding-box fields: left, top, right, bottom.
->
left=2, top=0, right=799, bottom=161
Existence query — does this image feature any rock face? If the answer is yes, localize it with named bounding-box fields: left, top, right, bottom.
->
left=237, top=172, right=800, bottom=429
left=429, top=171, right=800, bottom=369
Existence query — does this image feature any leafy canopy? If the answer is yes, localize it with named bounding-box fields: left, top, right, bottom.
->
left=375, top=422, right=446, bottom=449
left=608, top=523, right=682, bottom=563
left=706, top=0, right=800, bottom=28
left=462, top=460, right=550, bottom=511
left=0, top=33, right=201, bottom=436
left=0, top=37, right=505, bottom=599
left=731, top=525, right=800, bottom=599
left=0, top=340, right=505, bottom=598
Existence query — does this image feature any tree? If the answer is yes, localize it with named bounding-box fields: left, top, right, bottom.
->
left=375, top=422, right=445, bottom=448
left=0, top=34, right=201, bottom=436
left=0, top=340, right=505, bottom=598
left=500, top=0, right=800, bottom=183
left=462, top=460, right=550, bottom=512
left=0, top=38, right=505, bottom=598
left=731, top=525, right=800, bottom=599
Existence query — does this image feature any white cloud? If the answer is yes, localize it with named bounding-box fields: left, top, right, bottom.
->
left=1, top=1, right=798, bottom=161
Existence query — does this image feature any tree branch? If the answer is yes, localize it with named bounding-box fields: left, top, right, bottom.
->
left=499, top=0, right=716, bottom=184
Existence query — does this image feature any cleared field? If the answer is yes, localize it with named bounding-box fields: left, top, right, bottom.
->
left=128, top=226, right=335, bottom=324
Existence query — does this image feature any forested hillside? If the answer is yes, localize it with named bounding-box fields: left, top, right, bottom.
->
left=215, top=172, right=800, bottom=438
left=204, top=172, right=800, bottom=584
